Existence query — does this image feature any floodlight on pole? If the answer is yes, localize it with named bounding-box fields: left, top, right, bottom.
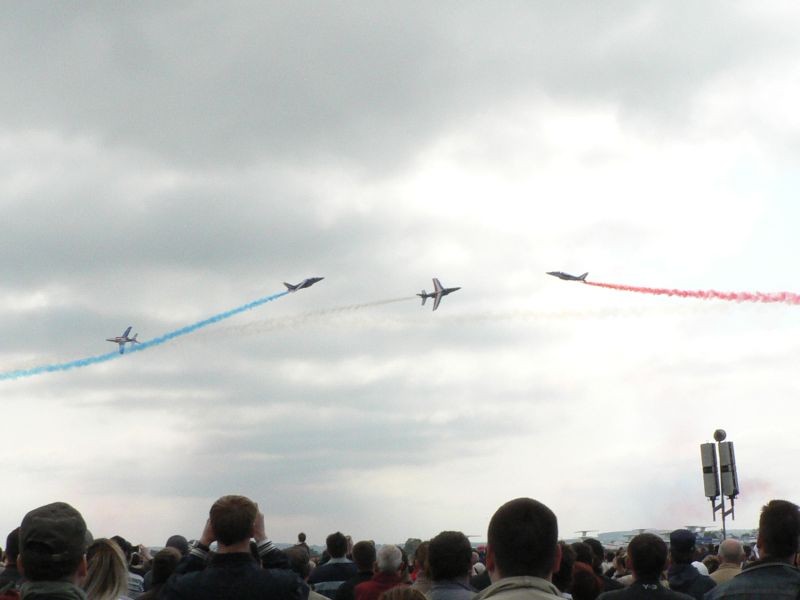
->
left=699, top=429, right=739, bottom=540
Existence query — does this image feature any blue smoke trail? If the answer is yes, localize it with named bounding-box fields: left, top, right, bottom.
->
left=0, top=290, right=288, bottom=381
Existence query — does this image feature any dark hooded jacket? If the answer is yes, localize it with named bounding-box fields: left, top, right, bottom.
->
left=667, top=564, right=715, bottom=600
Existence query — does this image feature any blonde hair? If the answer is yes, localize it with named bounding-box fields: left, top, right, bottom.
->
left=84, top=538, right=128, bottom=600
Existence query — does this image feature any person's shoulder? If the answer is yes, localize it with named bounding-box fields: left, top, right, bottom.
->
left=696, top=574, right=716, bottom=591
left=597, top=587, right=630, bottom=600
left=664, top=590, right=695, bottom=600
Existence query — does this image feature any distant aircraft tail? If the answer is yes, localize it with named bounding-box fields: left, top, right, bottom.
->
left=283, top=282, right=298, bottom=292
left=131, top=334, right=139, bottom=343
left=418, top=291, right=427, bottom=306
left=579, top=272, right=588, bottom=281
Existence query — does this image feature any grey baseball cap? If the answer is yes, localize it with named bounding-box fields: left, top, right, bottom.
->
left=20, top=502, right=90, bottom=563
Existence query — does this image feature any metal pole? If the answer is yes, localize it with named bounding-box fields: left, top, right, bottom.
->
left=713, top=429, right=729, bottom=540
left=718, top=463, right=727, bottom=540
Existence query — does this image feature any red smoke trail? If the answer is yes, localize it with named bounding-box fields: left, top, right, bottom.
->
left=585, top=281, right=800, bottom=305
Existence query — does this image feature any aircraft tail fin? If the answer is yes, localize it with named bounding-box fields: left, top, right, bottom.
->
left=419, top=291, right=427, bottom=306
left=283, top=282, right=297, bottom=292
left=132, top=334, right=138, bottom=342
left=579, top=272, right=588, bottom=281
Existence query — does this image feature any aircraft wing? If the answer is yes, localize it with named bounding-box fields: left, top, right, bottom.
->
left=433, top=294, right=442, bottom=311
left=433, top=278, right=443, bottom=293
left=122, top=326, right=132, bottom=338
left=118, top=343, right=125, bottom=355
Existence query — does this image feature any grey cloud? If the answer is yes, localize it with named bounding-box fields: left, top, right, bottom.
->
left=1, top=2, right=793, bottom=168
left=76, top=398, right=542, bottom=502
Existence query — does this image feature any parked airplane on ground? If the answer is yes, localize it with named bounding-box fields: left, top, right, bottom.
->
left=417, top=278, right=461, bottom=311
left=547, top=271, right=588, bottom=281
left=106, top=326, right=140, bottom=354
left=284, top=277, right=324, bottom=292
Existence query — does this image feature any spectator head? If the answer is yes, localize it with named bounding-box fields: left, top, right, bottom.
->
left=209, top=495, right=258, bottom=546
left=150, top=547, right=181, bottom=586
left=413, top=541, right=429, bottom=576
left=285, top=546, right=312, bottom=580
left=298, top=532, right=307, bottom=544
left=109, top=536, right=133, bottom=562
left=353, top=540, right=377, bottom=572
left=717, top=539, right=745, bottom=565
left=627, top=533, right=668, bottom=582
left=427, top=531, right=472, bottom=581
left=757, top=499, right=800, bottom=561
left=18, top=502, right=89, bottom=582
left=702, top=555, right=720, bottom=574
left=376, top=544, right=403, bottom=574
left=570, top=542, right=594, bottom=567
left=583, top=539, right=605, bottom=574
left=552, top=542, right=576, bottom=593
left=84, top=538, right=128, bottom=600
left=378, top=587, right=427, bottom=600
left=165, top=534, right=189, bottom=557
left=570, top=561, right=602, bottom=600
left=326, top=531, right=348, bottom=559
left=5, top=528, right=20, bottom=565
left=668, top=529, right=696, bottom=565
left=398, top=546, right=410, bottom=579
left=486, top=497, right=560, bottom=581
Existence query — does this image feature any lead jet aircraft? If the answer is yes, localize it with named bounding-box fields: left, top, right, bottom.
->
left=106, top=326, right=140, bottom=354
left=546, top=271, right=588, bottom=282
left=284, top=277, right=324, bottom=292
left=417, top=278, right=461, bottom=311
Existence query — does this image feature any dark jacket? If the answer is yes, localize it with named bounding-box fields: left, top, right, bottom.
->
left=335, top=571, right=374, bottom=600
left=602, top=575, right=625, bottom=592
left=428, top=579, right=476, bottom=600
left=0, top=565, right=23, bottom=599
left=0, top=566, right=23, bottom=591
left=599, top=580, right=695, bottom=600
left=310, top=559, right=358, bottom=599
left=17, top=581, right=86, bottom=600
left=470, top=571, right=491, bottom=592
left=160, top=551, right=307, bottom=600
left=667, top=565, right=715, bottom=600
left=703, top=559, right=800, bottom=600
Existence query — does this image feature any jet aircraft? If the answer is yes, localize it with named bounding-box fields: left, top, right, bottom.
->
left=106, top=326, right=140, bottom=354
left=417, top=278, right=461, bottom=311
left=284, top=277, right=324, bottom=292
left=546, top=271, right=588, bottom=282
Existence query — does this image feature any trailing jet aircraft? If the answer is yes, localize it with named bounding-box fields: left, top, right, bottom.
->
left=284, top=277, right=324, bottom=292
left=417, top=278, right=461, bottom=311
left=546, top=271, right=588, bottom=282
left=106, top=326, right=140, bottom=354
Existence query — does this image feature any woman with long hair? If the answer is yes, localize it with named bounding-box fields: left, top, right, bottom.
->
left=83, top=538, right=131, bottom=600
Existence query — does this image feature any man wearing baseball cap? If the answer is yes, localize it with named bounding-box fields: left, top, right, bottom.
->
left=666, top=529, right=714, bottom=600
left=16, top=502, right=90, bottom=600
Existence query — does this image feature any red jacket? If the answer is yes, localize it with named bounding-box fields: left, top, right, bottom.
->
left=354, top=572, right=407, bottom=600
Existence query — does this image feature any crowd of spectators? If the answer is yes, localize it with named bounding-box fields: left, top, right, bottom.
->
left=0, top=496, right=798, bottom=600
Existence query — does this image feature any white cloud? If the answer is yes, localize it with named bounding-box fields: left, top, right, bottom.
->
left=2, top=2, right=800, bottom=545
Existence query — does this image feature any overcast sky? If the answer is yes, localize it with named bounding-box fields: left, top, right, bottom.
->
left=2, top=1, right=800, bottom=546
